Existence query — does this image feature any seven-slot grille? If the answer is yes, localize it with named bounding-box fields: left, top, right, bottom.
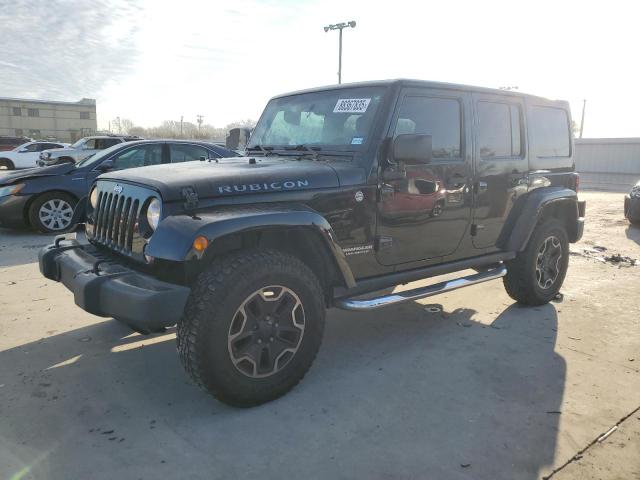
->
left=92, top=190, right=142, bottom=254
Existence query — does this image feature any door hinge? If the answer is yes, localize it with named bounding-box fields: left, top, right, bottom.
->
left=375, top=235, right=393, bottom=251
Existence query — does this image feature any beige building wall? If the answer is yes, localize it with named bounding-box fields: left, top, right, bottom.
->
left=0, top=97, right=97, bottom=143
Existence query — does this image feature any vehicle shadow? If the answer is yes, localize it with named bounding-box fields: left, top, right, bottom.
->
left=625, top=224, right=640, bottom=246
left=0, top=301, right=563, bottom=480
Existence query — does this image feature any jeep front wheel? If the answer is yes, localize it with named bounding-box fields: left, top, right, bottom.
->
left=177, top=249, right=325, bottom=407
left=503, top=219, right=569, bottom=306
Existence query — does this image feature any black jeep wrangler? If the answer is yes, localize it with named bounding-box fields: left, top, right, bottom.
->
left=39, top=80, right=585, bottom=407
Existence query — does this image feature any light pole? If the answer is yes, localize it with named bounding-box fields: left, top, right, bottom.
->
left=324, top=21, right=356, bottom=84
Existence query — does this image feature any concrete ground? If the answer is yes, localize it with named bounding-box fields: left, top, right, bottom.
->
left=0, top=190, right=638, bottom=480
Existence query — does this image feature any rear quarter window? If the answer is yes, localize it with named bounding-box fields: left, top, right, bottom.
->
left=528, top=105, right=573, bottom=170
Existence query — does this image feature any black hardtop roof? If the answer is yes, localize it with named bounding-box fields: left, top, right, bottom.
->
left=272, top=79, right=568, bottom=107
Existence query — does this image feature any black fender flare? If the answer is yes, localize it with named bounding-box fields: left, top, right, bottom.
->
left=498, top=187, right=581, bottom=252
left=146, top=203, right=356, bottom=288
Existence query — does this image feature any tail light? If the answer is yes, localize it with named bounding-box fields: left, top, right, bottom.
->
left=572, top=173, right=580, bottom=193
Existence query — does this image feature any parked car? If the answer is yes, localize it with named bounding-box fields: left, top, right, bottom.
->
left=37, top=135, right=141, bottom=167
left=0, top=139, right=238, bottom=233
left=0, top=136, right=32, bottom=152
left=0, top=141, right=69, bottom=170
left=39, top=79, right=585, bottom=407
left=624, top=180, right=640, bottom=225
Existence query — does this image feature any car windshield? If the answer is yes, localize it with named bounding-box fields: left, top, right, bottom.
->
left=75, top=143, right=123, bottom=168
left=248, top=86, right=387, bottom=151
left=69, top=138, right=86, bottom=149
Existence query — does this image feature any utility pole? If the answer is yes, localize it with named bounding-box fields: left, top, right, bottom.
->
left=579, top=99, right=587, bottom=139
left=324, top=21, right=356, bottom=84
left=196, top=115, right=204, bottom=137
left=180, top=115, right=184, bottom=137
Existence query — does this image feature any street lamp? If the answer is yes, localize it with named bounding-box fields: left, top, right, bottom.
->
left=324, top=20, right=356, bottom=84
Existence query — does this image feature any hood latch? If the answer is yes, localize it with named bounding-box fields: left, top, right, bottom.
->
left=181, top=186, right=199, bottom=210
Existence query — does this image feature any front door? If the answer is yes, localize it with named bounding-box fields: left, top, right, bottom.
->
left=471, top=93, right=528, bottom=249
left=375, top=88, right=473, bottom=266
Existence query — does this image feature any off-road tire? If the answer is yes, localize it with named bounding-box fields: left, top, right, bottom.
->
left=28, top=191, right=77, bottom=234
left=177, top=249, right=325, bottom=407
left=503, top=219, right=569, bottom=306
left=0, top=158, right=14, bottom=170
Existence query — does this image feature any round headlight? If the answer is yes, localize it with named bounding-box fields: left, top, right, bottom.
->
left=89, top=187, right=98, bottom=208
left=146, top=198, right=161, bottom=231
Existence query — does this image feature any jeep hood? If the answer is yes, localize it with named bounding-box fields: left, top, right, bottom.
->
left=0, top=163, right=75, bottom=185
left=98, top=157, right=341, bottom=202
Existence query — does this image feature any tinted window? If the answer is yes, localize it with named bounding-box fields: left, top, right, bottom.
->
left=84, top=139, right=97, bottom=149
left=170, top=144, right=212, bottom=162
left=102, top=138, right=121, bottom=148
left=22, top=143, right=40, bottom=152
left=478, top=102, right=522, bottom=158
left=530, top=106, right=570, bottom=157
left=112, top=144, right=163, bottom=169
left=394, top=96, right=461, bottom=159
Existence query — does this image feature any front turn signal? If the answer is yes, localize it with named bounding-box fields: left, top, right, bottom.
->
left=193, top=236, right=209, bottom=253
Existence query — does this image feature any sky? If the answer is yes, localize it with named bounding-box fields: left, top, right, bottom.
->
left=1, top=0, right=639, bottom=137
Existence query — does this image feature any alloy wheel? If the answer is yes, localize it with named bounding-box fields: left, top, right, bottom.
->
left=39, top=199, right=74, bottom=231
left=536, top=235, right=563, bottom=289
left=227, top=285, right=305, bottom=378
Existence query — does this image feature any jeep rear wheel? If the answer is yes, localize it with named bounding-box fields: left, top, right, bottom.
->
left=177, top=249, right=325, bottom=407
left=503, top=219, right=569, bottom=306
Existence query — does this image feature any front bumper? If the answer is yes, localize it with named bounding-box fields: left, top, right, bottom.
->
left=624, top=195, right=640, bottom=222
left=39, top=239, right=191, bottom=333
left=0, top=194, right=31, bottom=228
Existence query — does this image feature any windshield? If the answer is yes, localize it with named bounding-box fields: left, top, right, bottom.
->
left=249, top=86, right=386, bottom=151
left=70, top=138, right=86, bottom=149
left=75, top=142, right=123, bottom=168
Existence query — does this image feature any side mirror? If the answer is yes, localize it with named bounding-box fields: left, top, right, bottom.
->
left=96, top=159, right=114, bottom=172
left=391, top=134, right=432, bottom=165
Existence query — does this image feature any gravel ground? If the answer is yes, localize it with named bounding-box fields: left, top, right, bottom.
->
left=0, top=190, right=638, bottom=480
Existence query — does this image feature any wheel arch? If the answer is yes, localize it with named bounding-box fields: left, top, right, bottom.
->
left=0, top=158, right=15, bottom=169
left=146, top=205, right=356, bottom=292
left=498, top=187, right=581, bottom=252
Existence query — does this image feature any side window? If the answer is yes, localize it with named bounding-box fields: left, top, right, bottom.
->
left=394, top=96, right=462, bottom=160
left=103, top=138, right=121, bottom=148
left=530, top=106, right=570, bottom=157
left=23, top=143, right=40, bottom=152
left=169, top=144, right=211, bottom=163
left=112, top=144, right=163, bottom=170
left=84, top=139, right=97, bottom=149
left=478, top=102, right=522, bottom=158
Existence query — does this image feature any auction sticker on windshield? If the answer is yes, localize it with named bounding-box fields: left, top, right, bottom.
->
left=334, top=98, right=371, bottom=113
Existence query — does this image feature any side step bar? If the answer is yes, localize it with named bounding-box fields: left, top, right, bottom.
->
left=335, top=265, right=507, bottom=311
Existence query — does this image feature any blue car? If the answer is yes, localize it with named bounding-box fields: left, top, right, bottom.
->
left=0, top=139, right=238, bottom=233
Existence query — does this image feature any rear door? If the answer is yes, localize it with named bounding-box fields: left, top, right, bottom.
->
left=471, top=93, right=528, bottom=249
left=375, top=87, right=474, bottom=266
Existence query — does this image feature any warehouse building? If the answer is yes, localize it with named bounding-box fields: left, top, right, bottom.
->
left=0, top=97, right=97, bottom=143
left=574, top=138, right=640, bottom=190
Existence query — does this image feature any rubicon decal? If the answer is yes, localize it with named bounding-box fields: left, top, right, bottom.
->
left=218, top=179, right=310, bottom=194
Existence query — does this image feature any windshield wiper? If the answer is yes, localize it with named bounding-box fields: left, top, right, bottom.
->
left=246, top=145, right=275, bottom=156
left=284, top=144, right=322, bottom=160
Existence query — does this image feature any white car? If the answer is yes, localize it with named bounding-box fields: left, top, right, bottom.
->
left=0, top=141, right=69, bottom=170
